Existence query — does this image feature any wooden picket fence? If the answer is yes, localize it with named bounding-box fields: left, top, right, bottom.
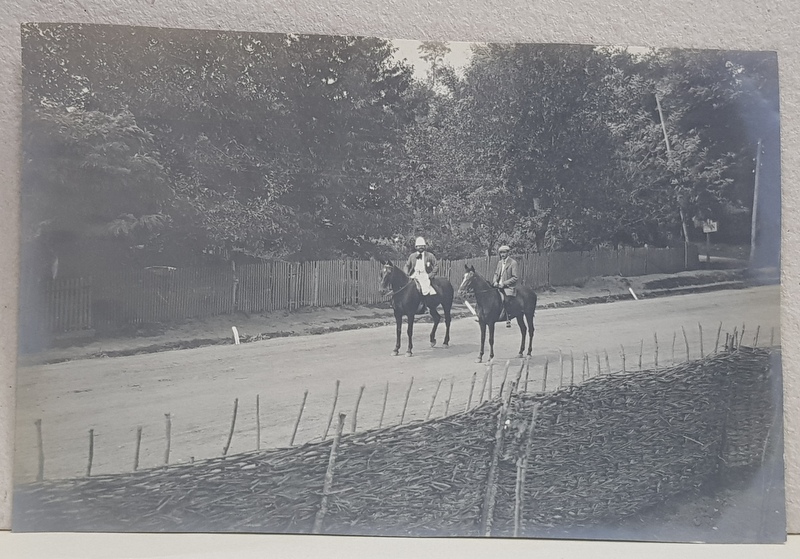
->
left=39, top=245, right=698, bottom=333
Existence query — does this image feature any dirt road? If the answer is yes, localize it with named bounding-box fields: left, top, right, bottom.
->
left=14, top=286, right=780, bottom=483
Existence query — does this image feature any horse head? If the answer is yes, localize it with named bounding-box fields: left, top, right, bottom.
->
left=379, top=259, right=395, bottom=295
left=458, top=264, right=477, bottom=296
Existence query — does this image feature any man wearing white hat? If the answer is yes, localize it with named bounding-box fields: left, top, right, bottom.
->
left=492, top=245, right=518, bottom=328
left=404, top=236, right=439, bottom=313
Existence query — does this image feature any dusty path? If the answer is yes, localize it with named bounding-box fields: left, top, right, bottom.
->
left=14, top=286, right=780, bottom=483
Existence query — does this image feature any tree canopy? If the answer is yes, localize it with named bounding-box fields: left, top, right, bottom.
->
left=20, top=24, right=780, bottom=277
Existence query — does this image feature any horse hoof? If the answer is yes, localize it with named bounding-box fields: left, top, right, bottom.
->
left=392, top=350, right=399, bottom=356
left=406, top=352, right=413, bottom=357
left=431, top=340, right=437, bottom=348
left=517, top=353, right=524, bottom=359
left=443, top=343, right=449, bottom=349
left=475, top=357, right=483, bottom=363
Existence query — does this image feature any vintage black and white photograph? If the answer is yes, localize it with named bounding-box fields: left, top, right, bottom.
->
left=12, top=23, right=784, bottom=543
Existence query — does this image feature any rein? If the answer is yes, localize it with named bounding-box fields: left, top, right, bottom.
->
left=383, top=269, right=416, bottom=298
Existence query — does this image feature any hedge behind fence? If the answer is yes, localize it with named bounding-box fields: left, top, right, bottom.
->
left=14, top=347, right=774, bottom=536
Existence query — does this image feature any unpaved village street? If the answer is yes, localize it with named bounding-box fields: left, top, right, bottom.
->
left=14, top=286, right=780, bottom=483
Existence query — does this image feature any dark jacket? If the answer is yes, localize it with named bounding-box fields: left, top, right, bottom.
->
left=405, top=251, right=438, bottom=278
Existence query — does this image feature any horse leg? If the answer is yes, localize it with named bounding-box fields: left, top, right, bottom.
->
left=477, top=320, right=487, bottom=363
left=406, top=314, right=415, bottom=357
left=442, top=302, right=452, bottom=348
left=516, top=315, right=527, bottom=358
left=488, top=322, right=496, bottom=362
left=526, top=313, right=535, bottom=356
left=393, top=312, right=402, bottom=356
left=429, top=305, right=441, bottom=348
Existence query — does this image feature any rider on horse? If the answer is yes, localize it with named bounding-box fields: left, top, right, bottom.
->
left=404, top=237, right=439, bottom=314
left=492, top=245, right=517, bottom=328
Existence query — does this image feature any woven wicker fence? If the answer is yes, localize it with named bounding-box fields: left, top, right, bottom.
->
left=14, top=347, right=774, bottom=536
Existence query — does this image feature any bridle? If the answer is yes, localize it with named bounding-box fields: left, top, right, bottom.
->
left=381, top=266, right=415, bottom=298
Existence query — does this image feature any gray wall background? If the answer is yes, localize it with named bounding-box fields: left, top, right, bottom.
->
left=0, top=0, right=797, bottom=554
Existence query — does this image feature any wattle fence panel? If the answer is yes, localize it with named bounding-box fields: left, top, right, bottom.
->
left=42, top=246, right=699, bottom=333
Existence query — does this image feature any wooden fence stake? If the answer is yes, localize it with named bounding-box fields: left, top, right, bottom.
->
left=478, top=366, right=490, bottom=403
left=86, top=429, right=94, bottom=477
left=681, top=326, right=690, bottom=361
left=133, top=426, right=142, bottom=472
left=481, top=380, right=514, bottom=536
left=426, top=379, right=443, bottom=421
left=595, top=352, right=601, bottom=377
left=653, top=333, right=659, bottom=370
left=514, top=361, right=524, bottom=395
left=290, top=390, right=309, bottom=444
left=351, top=386, right=365, bottom=433
left=379, top=381, right=389, bottom=428
left=466, top=372, right=477, bottom=412
left=558, top=350, right=564, bottom=387
left=223, top=398, right=239, bottom=456
left=164, top=413, right=172, bottom=466
left=256, top=395, right=261, bottom=451
left=715, top=322, right=723, bottom=353
left=444, top=378, right=455, bottom=417
left=323, top=380, right=340, bottom=440
left=488, top=362, right=494, bottom=399
left=583, top=353, right=589, bottom=380
left=604, top=350, right=610, bottom=374
left=400, top=376, right=414, bottom=424
left=569, top=351, right=575, bottom=386
left=740, top=323, right=746, bottom=349
left=638, top=339, right=643, bottom=370
left=312, top=413, right=346, bottom=535
left=498, top=360, right=511, bottom=397
left=699, top=323, right=704, bottom=358
left=35, top=419, right=44, bottom=482
left=620, top=345, right=626, bottom=373
left=672, top=332, right=677, bottom=363
left=514, top=403, right=540, bottom=538
left=541, top=358, right=549, bottom=392
left=523, top=357, right=532, bottom=392
left=754, top=325, right=760, bottom=347
left=731, top=327, right=738, bottom=351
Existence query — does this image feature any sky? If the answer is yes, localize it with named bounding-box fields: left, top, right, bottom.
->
left=390, top=39, right=477, bottom=80
left=389, top=40, right=651, bottom=81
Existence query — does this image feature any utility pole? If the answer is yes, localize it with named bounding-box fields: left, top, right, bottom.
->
left=656, top=93, right=690, bottom=270
left=750, top=139, right=762, bottom=266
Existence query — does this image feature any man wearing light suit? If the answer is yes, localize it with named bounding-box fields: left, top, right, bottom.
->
left=492, top=245, right=518, bottom=328
left=404, top=236, right=438, bottom=314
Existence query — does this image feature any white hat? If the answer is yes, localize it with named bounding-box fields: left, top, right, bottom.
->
left=415, top=237, right=427, bottom=246
left=498, top=245, right=511, bottom=252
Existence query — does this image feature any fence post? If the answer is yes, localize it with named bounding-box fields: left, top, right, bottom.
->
left=256, top=395, right=261, bottom=451
left=514, top=403, right=540, bottom=538
left=312, top=413, right=346, bottom=535
left=466, top=372, right=477, bottom=411
left=134, top=426, right=142, bottom=471
left=35, top=419, right=44, bottom=482
left=223, top=398, right=239, bottom=456
left=379, top=382, right=389, bottom=428
left=164, top=413, right=172, bottom=466
left=323, top=380, right=340, bottom=440
left=86, top=429, right=94, bottom=477
left=291, top=390, right=309, bottom=445
left=400, top=376, right=414, bottom=424
left=444, top=378, right=455, bottom=417
left=481, top=381, right=514, bottom=536
left=351, top=386, right=365, bottom=433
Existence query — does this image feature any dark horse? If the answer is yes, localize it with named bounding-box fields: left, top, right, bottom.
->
left=379, top=260, right=454, bottom=356
left=458, top=264, right=537, bottom=363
